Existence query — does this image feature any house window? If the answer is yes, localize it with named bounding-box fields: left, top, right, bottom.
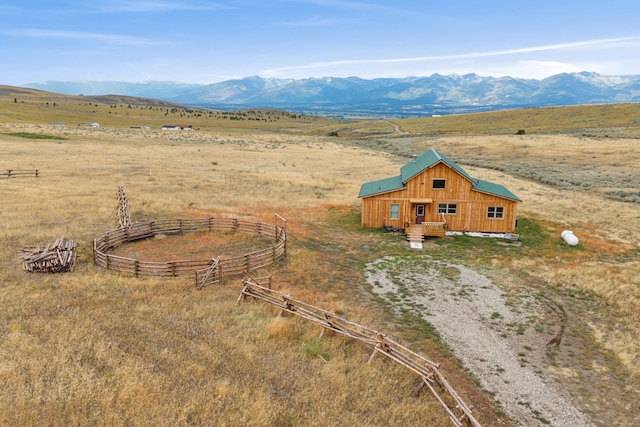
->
left=487, top=206, right=504, bottom=219
left=432, top=179, right=446, bottom=189
left=437, top=203, right=457, bottom=215
left=390, top=204, right=400, bottom=220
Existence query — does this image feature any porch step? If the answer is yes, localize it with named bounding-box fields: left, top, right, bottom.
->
left=406, top=232, right=425, bottom=242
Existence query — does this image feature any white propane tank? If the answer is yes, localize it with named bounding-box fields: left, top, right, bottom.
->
left=561, top=230, right=579, bottom=246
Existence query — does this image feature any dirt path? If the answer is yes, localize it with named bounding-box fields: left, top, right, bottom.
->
left=382, top=120, right=404, bottom=135
left=364, top=256, right=594, bottom=427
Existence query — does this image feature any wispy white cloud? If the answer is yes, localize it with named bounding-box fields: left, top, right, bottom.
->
left=6, top=28, right=162, bottom=46
left=273, top=0, right=410, bottom=27
left=274, top=16, right=357, bottom=27
left=93, top=0, right=232, bottom=13
left=288, top=0, right=402, bottom=13
left=262, top=37, right=640, bottom=75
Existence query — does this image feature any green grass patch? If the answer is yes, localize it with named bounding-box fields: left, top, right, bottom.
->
left=7, top=132, right=65, bottom=140
left=514, top=217, right=547, bottom=248
left=399, top=311, right=443, bottom=345
left=302, top=338, right=331, bottom=361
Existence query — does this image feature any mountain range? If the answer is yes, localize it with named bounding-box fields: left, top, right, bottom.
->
left=23, top=72, right=640, bottom=118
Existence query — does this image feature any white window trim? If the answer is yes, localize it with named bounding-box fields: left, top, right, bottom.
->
left=487, top=206, right=504, bottom=219
left=437, top=203, right=457, bottom=215
left=390, top=203, right=400, bottom=220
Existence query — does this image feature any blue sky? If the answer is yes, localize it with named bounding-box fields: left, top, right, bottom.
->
left=2, top=0, right=639, bottom=85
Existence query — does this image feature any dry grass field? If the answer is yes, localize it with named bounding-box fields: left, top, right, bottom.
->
left=1, top=87, right=639, bottom=426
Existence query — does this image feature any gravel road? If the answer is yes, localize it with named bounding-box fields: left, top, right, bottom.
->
left=364, top=256, right=593, bottom=427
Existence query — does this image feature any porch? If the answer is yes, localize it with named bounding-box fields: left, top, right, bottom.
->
left=405, top=222, right=447, bottom=244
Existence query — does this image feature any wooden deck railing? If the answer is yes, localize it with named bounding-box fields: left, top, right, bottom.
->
left=421, top=221, right=447, bottom=236
left=238, top=277, right=481, bottom=427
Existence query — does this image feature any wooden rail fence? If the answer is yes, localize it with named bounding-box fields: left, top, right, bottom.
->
left=237, top=276, right=481, bottom=427
left=1, top=169, right=40, bottom=178
left=93, top=215, right=287, bottom=280
left=195, top=214, right=287, bottom=288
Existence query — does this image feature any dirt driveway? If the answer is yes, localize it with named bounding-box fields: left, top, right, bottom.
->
left=365, top=255, right=597, bottom=427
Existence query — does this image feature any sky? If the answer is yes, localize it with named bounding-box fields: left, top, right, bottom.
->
left=2, top=0, right=640, bottom=85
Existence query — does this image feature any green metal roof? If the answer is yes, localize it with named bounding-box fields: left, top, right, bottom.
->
left=358, top=175, right=404, bottom=198
left=472, top=179, right=522, bottom=202
left=400, top=148, right=474, bottom=183
left=358, top=147, right=521, bottom=202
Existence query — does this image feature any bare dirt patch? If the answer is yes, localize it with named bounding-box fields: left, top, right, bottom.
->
left=110, top=231, right=273, bottom=261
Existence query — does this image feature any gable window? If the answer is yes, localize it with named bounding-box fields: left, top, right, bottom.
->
left=390, top=204, right=400, bottom=220
left=432, top=179, right=446, bottom=189
left=487, top=206, right=504, bottom=219
left=437, top=203, right=457, bottom=215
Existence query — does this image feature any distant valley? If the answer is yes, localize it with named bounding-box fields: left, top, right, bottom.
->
left=24, top=72, right=640, bottom=118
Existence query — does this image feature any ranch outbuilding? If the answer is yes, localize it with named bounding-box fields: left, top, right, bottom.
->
left=358, top=148, right=521, bottom=236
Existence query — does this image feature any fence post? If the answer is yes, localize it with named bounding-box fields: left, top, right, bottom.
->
left=219, top=261, right=223, bottom=285
left=283, top=230, right=287, bottom=258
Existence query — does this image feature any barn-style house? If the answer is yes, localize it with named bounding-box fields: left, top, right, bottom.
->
left=358, top=148, right=521, bottom=237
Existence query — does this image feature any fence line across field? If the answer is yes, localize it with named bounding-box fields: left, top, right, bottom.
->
left=1, top=169, right=40, bottom=178
left=93, top=216, right=287, bottom=281
left=237, top=276, right=481, bottom=427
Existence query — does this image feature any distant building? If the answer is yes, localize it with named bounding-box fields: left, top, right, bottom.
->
left=162, top=124, right=193, bottom=130
left=87, top=122, right=100, bottom=127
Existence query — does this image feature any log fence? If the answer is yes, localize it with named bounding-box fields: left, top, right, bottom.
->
left=237, top=276, right=481, bottom=427
left=195, top=219, right=286, bottom=288
left=93, top=216, right=287, bottom=281
left=1, top=169, right=40, bottom=178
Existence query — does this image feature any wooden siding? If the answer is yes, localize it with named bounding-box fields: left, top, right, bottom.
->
left=361, top=161, right=519, bottom=233
left=361, top=196, right=411, bottom=229
left=405, top=162, right=474, bottom=200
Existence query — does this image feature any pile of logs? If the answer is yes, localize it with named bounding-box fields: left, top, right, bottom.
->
left=20, top=236, right=78, bottom=273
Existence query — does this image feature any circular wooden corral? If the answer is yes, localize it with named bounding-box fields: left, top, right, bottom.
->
left=93, top=216, right=287, bottom=278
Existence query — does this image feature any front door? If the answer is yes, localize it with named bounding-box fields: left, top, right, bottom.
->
left=415, top=204, right=425, bottom=224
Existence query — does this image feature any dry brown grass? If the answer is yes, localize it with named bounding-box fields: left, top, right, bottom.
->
left=2, top=90, right=640, bottom=425
left=0, top=123, right=469, bottom=426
